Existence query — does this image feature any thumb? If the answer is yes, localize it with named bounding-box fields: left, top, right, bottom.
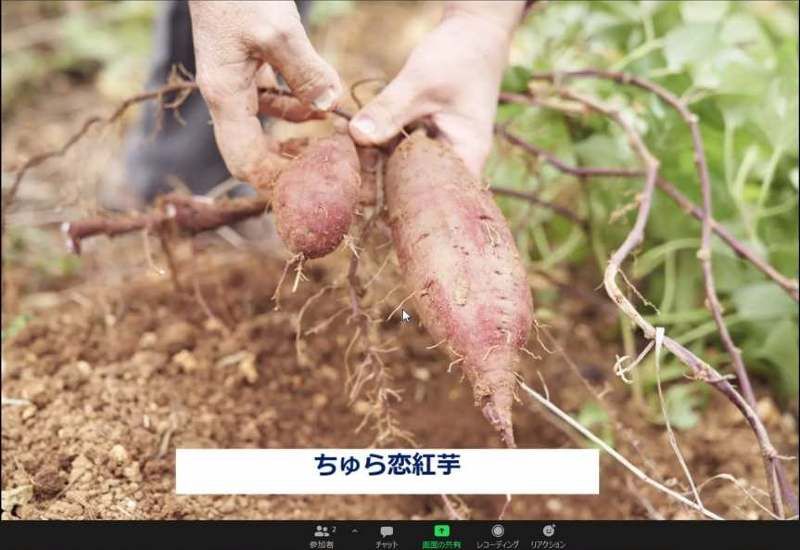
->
left=255, top=65, right=325, bottom=122
left=435, top=112, right=494, bottom=178
left=265, top=18, right=343, bottom=111
left=349, top=79, right=435, bottom=146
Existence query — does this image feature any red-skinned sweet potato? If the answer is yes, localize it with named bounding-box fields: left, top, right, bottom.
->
left=274, top=133, right=361, bottom=259
left=385, top=132, right=533, bottom=447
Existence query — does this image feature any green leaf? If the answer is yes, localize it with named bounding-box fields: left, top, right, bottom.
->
left=574, top=133, right=634, bottom=169
left=756, top=78, right=799, bottom=152
left=308, top=0, right=354, bottom=27
left=499, top=0, right=799, bottom=406
left=711, top=253, right=755, bottom=293
left=719, top=12, right=771, bottom=54
left=716, top=58, right=769, bottom=98
left=577, top=402, right=614, bottom=447
left=501, top=65, right=533, bottom=93
left=663, top=23, right=721, bottom=71
left=486, top=149, right=532, bottom=190
left=641, top=361, right=687, bottom=393
left=680, top=0, right=729, bottom=23
left=664, top=385, right=705, bottom=429
left=1, top=314, right=30, bottom=342
left=732, top=282, right=798, bottom=321
left=752, top=319, right=799, bottom=400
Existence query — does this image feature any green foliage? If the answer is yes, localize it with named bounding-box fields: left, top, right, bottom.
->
left=576, top=401, right=615, bottom=447
left=308, top=0, right=355, bottom=27
left=637, top=357, right=711, bottom=430
left=1, top=1, right=155, bottom=112
left=488, top=1, right=799, bottom=403
left=4, top=226, right=83, bottom=281
left=1, top=314, right=30, bottom=342
left=655, top=383, right=710, bottom=430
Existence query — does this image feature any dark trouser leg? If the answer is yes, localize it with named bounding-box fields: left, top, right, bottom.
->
left=124, top=0, right=227, bottom=203
left=123, top=0, right=313, bottom=204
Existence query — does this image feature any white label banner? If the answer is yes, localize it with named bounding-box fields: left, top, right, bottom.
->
left=176, top=449, right=599, bottom=495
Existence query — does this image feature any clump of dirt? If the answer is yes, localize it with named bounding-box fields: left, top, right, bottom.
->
left=2, top=248, right=795, bottom=520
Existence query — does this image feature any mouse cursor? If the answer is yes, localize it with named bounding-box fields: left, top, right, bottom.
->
left=400, top=310, right=412, bottom=323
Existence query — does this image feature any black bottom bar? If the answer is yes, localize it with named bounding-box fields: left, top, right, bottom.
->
left=2, top=520, right=797, bottom=550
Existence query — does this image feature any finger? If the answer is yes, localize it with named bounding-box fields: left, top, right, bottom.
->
left=254, top=63, right=280, bottom=89
left=434, top=112, right=493, bottom=177
left=195, top=60, right=281, bottom=193
left=349, top=78, right=436, bottom=146
left=258, top=92, right=327, bottom=122
left=254, top=64, right=322, bottom=122
left=263, top=18, right=343, bottom=111
left=258, top=92, right=326, bottom=122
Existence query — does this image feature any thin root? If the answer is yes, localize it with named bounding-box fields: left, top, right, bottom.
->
left=386, top=290, right=417, bottom=321
left=271, top=253, right=304, bottom=309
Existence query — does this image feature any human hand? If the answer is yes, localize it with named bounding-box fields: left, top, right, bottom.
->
left=348, top=1, right=524, bottom=177
left=189, top=1, right=342, bottom=189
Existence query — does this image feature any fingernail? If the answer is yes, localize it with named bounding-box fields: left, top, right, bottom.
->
left=351, top=115, right=376, bottom=138
left=312, top=88, right=337, bottom=111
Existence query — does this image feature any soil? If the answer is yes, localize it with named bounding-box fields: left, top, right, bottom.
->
left=1, top=0, right=797, bottom=523
left=2, top=245, right=797, bottom=520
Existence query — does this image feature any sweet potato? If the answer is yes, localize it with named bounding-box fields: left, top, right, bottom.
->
left=385, top=132, right=533, bottom=447
left=273, top=133, right=361, bottom=259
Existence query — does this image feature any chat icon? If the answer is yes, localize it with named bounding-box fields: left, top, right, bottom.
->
left=379, top=526, right=394, bottom=538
